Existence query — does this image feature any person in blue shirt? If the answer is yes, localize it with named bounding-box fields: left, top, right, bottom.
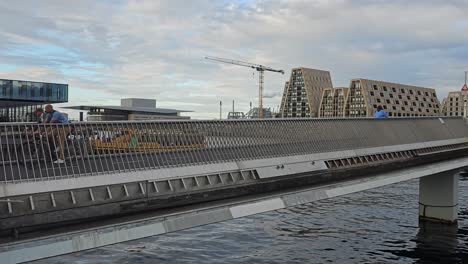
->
left=374, top=105, right=388, bottom=118
left=44, top=105, right=69, bottom=124
left=44, top=105, right=70, bottom=164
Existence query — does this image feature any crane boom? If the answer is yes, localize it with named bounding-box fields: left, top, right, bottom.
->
left=205, top=56, right=284, bottom=74
left=205, top=56, right=284, bottom=118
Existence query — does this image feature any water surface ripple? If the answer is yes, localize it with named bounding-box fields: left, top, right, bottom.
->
left=31, top=177, right=468, bottom=263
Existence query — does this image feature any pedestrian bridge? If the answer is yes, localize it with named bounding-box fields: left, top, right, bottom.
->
left=1, top=117, right=468, bottom=263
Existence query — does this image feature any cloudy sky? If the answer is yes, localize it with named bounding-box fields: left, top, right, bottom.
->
left=0, top=0, right=467, bottom=119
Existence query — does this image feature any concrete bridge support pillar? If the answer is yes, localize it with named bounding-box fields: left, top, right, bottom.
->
left=419, top=171, right=458, bottom=224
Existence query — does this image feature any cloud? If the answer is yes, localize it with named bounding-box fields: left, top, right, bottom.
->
left=0, top=0, right=467, bottom=119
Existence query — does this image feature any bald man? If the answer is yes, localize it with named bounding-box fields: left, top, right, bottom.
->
left=43, top=104, right=70, bottom=164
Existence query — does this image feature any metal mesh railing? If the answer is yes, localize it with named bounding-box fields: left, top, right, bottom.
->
left=0, top=117, right=467, bottom=183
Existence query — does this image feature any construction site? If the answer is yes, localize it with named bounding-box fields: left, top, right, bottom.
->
left=206, top=56, right=468, bottom=120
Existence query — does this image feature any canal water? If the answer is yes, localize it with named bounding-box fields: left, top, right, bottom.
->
left=31, top=176, right=468, bottom=264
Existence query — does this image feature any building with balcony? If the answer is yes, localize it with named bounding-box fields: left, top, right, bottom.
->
left=344, top=79, right=440, bottom=117
left=0, top=79, right=68, bottom=122
left=64, top=98, right=191, bottom=121
left=279, top=68, right=333, bottom=118
left=441, top=84, right=468, bottom=117
left=318, top=87, right=349, bottom=118
left=317, top=79, right=441, bottom=118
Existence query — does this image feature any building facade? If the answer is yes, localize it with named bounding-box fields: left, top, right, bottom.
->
left=65, top=98, right=190, bottom=121
left=318, top=87, right=349, bottom=118
left=441, top=88, right=468, bottom=117
left=0, top=79, right=68, bottom=122
left=279, top=81, right=289, bottom=116
left=344, top=79, right=440, bottom=117
left=316, top=79, right=441, bottom=118
left=279, top=68, right=333, bottom=118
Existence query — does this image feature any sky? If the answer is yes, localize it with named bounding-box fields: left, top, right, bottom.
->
left=0, top=0, right=467, bottom=119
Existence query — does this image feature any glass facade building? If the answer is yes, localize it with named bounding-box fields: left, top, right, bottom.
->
left=0, top=79, right=68, bottom=122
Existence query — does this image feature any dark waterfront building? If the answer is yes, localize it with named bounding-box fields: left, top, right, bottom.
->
left=0, top=79, right=68, bottom=122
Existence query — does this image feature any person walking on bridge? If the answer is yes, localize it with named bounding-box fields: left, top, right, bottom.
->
left=374, top=105, right=388, bottom=118
left=43, top=104, right=70, bottom=164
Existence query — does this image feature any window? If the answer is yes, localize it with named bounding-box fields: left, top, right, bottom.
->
left=395, top=100, right=400, bottom=104
left=412, top=102, right=417, bottom=106
left=373, top=104, right=377, bottom=108
left=386, top=99, right=391, bottom=104
left=383, top=86, right=387, bottom=91
left=415, top=97, right=419, bottom=101
left=370, top=91, right=375, bottom=96
left=383, top=105, right=387, bottom=109
left=373, top=85, right=378, bottom=90
left=392, top=106, right=396, bottom=110
left=425, top=92, right=429, bottom=96
left=418, top=108, right=422, bottom=112
left=377, top=98, right=381, bottom=103
left=410, top=90, right=414, bottom=95
left=398, top=95, right=402, bottom=99
left=380, top=92, right=384, bottom=97
left=392, top=87, right=396, bottom=92
left=402, top=107, right=406, bottom=111
left=407, top=96, right=411, bottom=100
left=400, top=88, right=406, bottom=93
left=420, top=103, right=424, bottom=107
left=404, top=101, right=408, bottom=105
left=389, top=94, right=394, bottom=98
left=417, top=91, right=422, bottom=96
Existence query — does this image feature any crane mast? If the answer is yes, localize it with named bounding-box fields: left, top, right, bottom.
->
left=205, top=56, right=284, bottom=118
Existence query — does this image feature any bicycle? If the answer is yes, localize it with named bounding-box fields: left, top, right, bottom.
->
left=18, top=130, right=84, bottom=167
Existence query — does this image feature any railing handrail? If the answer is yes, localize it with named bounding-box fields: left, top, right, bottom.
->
left=0, top=116, right=461, bottom=126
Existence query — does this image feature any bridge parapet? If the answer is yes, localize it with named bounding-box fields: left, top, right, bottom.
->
left=0, top=117, right=467, bottom=184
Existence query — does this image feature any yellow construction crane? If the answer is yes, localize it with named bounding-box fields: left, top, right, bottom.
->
left=205, top=56, right=284, bottom=118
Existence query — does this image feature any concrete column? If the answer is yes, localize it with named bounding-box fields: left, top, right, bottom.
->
left=419, top=171, right=458, bottom=224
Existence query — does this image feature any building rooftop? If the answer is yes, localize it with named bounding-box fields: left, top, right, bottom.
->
left=63, top=105, right=192, bottom=114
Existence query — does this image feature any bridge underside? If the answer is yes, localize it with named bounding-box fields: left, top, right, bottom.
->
left=1, top=156, right=467, bottom=263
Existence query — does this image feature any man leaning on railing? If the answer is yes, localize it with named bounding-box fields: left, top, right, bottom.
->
left=40, top=104, right=70, bottom=164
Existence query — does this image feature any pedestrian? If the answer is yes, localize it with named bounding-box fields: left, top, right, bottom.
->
left=374, top=105, right=388, bottom=118
left=43, top=104, right=70, bottom=164
left=44, top=104, right=69, bottom=124
left=34, top=107, right=44, bottom=123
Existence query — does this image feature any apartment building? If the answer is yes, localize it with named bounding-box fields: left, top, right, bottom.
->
left=441, top=84, right=468, bottom=117
left=344, top=79, right=440, bottom=117
left=318, top=87, right=349, bottom=118
left=279, top=68, right=333, bottom=118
